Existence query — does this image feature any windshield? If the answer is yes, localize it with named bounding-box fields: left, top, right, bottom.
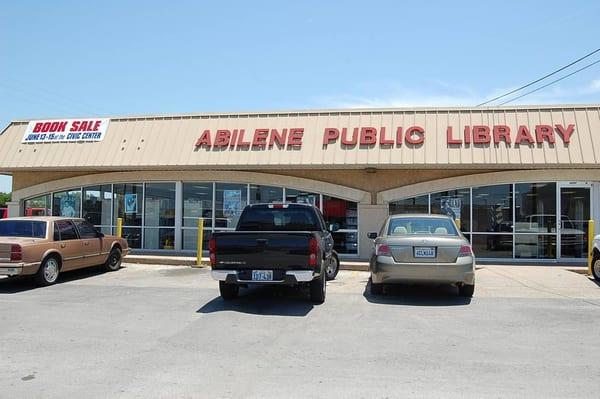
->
left=237, top=208, right=321, bottom=231
left=0, top=220, right=47, bottom=238
left=388, top=217, right=458, bottom=236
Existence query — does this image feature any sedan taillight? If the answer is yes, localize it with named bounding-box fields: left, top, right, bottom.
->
left=376, top=244, right=392, bottom=257
left=208, top=237, right=216, bottom=267
left=10, top=244, right=22, bottom=261
left=458, top=245, right=473, bottom=257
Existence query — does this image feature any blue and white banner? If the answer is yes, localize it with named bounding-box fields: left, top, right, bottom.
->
left=22, top=118, right=110, bottom=143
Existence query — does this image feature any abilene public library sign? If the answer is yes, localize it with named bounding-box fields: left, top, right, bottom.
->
left=194, top=124, right=575, bottom=150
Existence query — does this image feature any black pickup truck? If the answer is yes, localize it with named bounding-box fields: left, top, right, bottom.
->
left=209, top=203, right=340, bottom=303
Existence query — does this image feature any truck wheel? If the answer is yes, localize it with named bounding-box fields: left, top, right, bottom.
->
left=309, top=273, right=326, bottom=304
left=592, top=256, right=600, bottom=281
left=369, top=277, right=383, bottom=295
left=219, top=281, right=239, bottom=300
left=35, top=256, right=61, bottom=286
left=325, top=254, right=340, bottom=281
left=104, top=248, right=122, bottom=272
left=458, top=283, right=475, bottom=297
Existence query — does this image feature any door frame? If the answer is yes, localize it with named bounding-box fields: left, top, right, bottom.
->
left=556, top=181, right=592, bottom=261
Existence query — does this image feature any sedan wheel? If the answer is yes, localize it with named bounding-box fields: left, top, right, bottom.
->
left=105, top=248, right=123, bottom=272
left=593, top=257, right=600, bottom=281
left=35, top=257, right=60, bottom=286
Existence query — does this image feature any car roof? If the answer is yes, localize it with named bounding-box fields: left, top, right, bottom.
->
left=389, top=213, right=453, bottom=219
left=0, top=216, right=83, bottom=222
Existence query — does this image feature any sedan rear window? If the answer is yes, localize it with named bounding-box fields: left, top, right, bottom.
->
left=388, top=217, right=458, bottom=236
left=0, top=220, right=47, bottom=238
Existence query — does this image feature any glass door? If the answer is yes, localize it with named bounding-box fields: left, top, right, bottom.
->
left=558, top=183, right=591, bottom=260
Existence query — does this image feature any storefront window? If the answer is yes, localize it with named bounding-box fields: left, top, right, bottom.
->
left=472, top=184, right=513, bottom=233
left=471, top=234, right=513, bottom=258
left=144, top=228, right=175, bottom=250
left=389, top=195, right=428, bottom=214
left=285, top=188, right=320, bottom=208
left=515, top=235, right=556, bottom=259
left=82, top=185, right=112, bottom=226
left=114, top=183, right=143, bottom=226
left=144, top=183, right=175, bottom=227
left=122, top=227, right=142, bottom=249
left=183, top=183, right=213, bottom=228
left=515, top=183, right=556, bottom=233
left=332, top=232, right=358, bottom=254
left=52, top=189, right=81, bottom=217
left=431, top=189, right=470, bottom=232
left=250, top=185, right=283, bottom=204
left=215, top=183, right=248, bottom=228
left=322, top=195, right=358, bottom=254
left=183, top=229, right=212, bottom=251
left=24, top=194, right=51, bottom=216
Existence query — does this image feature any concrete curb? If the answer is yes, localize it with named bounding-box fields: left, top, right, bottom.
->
left=124, top=255, right=370, bottom=271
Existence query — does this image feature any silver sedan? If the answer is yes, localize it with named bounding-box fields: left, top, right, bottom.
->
left=368, top=214, right=475, bottom=297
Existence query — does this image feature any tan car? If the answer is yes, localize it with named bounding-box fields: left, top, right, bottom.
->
left=0, top=217, right=129, bottom=286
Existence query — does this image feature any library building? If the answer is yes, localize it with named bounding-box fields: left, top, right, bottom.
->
left=1, top=104, right=599, bottom=263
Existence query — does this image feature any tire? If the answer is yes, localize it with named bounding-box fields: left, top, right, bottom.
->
left=105, top=247, right=123, bottom=272
left=309, top=272, right=326, bottom=304
left=35, top=256, right=61, bottom=286
left=459, top=283, right=475, bottom=297
left=325, top=254, right=340, bottom=281
left=219, top=281, right=239, bottom=300
left=592, top=255, right=600, bottom=281
left=369, top=277, right=383, bottom=295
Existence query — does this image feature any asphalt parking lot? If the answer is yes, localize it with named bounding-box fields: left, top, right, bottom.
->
left=1, top=264, right=600, bottom=399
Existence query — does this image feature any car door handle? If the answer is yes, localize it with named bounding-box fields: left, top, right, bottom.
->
left=84, top=242, right=89, bottom=246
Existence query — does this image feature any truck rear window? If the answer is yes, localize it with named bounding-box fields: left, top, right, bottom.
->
left=0, top=220, right=47, bottom=238
left=237, top=208, right=321, bottom=231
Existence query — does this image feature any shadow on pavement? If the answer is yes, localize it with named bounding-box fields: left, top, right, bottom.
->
left=0, top=266, right=120, bottom=294
left=363, top=281, right=472, bottom=306
left=198, top=285, right=314, bottom=317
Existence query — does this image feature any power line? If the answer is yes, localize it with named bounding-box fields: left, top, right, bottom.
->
left=497, top=58, right=600, bottom=105
left=476, top=47, right=600, bottom=106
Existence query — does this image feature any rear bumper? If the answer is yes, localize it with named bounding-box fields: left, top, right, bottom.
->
left=371, top=256, right=475, bottom=285
left=211, top=269, right=316, bottom=285
left=0, top=262, right=40, bottom=276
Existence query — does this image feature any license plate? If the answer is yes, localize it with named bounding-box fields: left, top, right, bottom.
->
left=414, top=246, right=436, bottom=258
left=252, top=270, right=273, bottom=281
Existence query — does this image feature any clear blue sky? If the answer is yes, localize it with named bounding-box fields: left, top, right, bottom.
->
left=1, top=0, right=600, bottom=193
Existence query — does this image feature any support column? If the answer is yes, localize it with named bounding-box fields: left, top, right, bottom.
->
left=358, top=203, right=388, bottom=260
left=5, top=201, right=19, bottom=217
left=174, top=181, right=183, bottom=251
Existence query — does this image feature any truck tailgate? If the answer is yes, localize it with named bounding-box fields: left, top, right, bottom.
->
left=213, top=232, right=313, bottom=270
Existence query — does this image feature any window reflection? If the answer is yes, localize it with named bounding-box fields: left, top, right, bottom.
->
left=215, top=183, right=248, bottom=229
left=515, top=183, right=556, bottom=233
left=83, top=185, right=112, bottom=226
left=53, top=190, right=81, bottom=218
left=431, top=189, right=470, bottom=232
left=24, top=194, right=51, bottom=216
left=472, top=185, right=513, bottom=233
left=389, top=195, right=428, bottom=214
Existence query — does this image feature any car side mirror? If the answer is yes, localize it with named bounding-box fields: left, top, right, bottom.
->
left=329, top=223, right=340, bottom=232
left=367, top=232, right=378, bottom=240
left=97, top=232, right=105, bottom=238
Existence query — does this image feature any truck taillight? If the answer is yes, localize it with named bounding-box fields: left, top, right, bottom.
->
left=10, top=244, right=22, bottom=261
left=308, top=237, right=318, bottom=267
left=458, top=245, right=473, bottom=257
left=208, top=238, right=216, bottom=267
